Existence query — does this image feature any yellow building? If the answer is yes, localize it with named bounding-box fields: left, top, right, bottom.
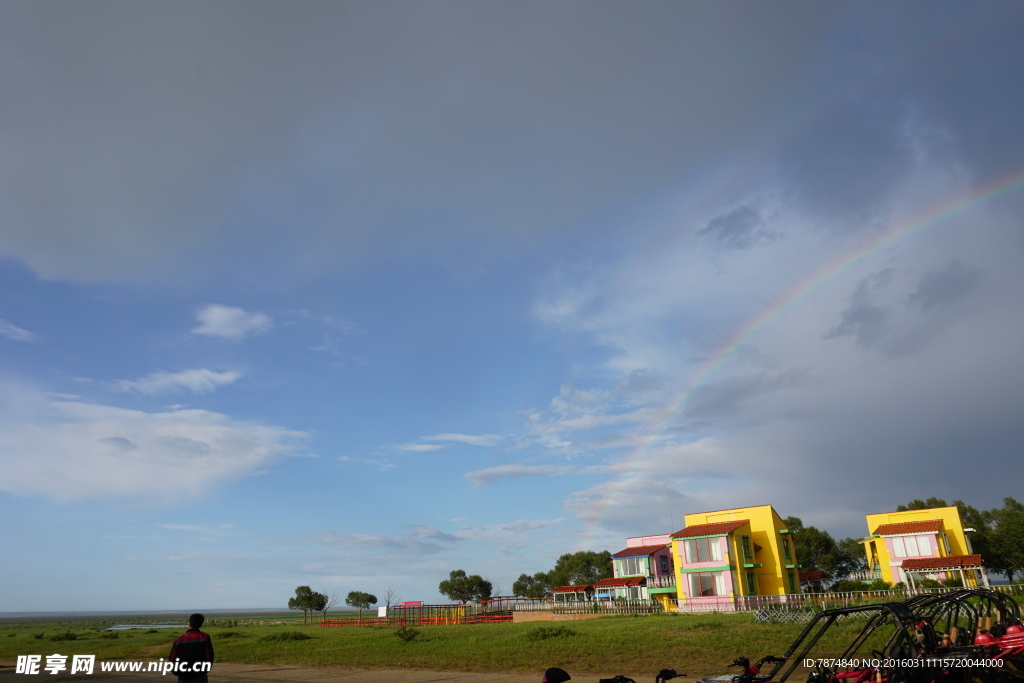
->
left=862, top=506, right=989, bottom=587
left=669, top=504, right=800, bottom=610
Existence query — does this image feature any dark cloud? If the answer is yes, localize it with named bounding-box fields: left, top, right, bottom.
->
left=0, top=2, right=834, bottom=282
left=823, top=271, right=893, bottom=348
left=698, top=206, right=774, bottom=249
left=907, top=260, right=982, bottom=312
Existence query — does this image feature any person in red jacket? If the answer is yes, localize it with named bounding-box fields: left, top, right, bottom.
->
left=169, top=613, right=214, bottom=682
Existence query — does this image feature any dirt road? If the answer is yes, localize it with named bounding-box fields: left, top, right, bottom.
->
left=0, top=662, right=683, bottom=682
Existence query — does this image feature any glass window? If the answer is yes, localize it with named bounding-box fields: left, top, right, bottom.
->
left=659, top=555, right=670, bottom=574
left=787, top=572, right=797, bottom=593
left=892, top=537, right=906, bottom=558
left=745, top=572, right=757, bottom=595
left=689, top=571, right=726, bottom=597
left=618, top=557, right=646, bottom=576
left=741, top=536, right=752, bottom=561
left=782, top=538, right=792, bottom=560
left=904, top=536, right=919, bottom=557
left=684, top=537, right=723, bottom=564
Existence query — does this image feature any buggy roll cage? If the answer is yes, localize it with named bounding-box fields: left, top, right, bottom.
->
left=763, top=602, right=938, bottom=683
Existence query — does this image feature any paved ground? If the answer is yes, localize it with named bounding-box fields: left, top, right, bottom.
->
left=0, top=662, right=684, bottom=682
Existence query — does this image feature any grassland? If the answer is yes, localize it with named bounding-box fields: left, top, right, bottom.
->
left=0, top=611, right=882, bottom=676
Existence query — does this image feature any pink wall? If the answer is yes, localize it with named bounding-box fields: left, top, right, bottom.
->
left=626, top=534, right=672, bottom=547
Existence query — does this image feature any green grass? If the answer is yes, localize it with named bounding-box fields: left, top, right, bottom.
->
left=0, top=612, right=885, bottom=676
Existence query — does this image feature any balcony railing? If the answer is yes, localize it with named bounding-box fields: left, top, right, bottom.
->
left=843, top=569, right=883, bottom=582
left=646, top=574, right=676, bottom=589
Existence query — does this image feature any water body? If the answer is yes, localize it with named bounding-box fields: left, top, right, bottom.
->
left=106, top=624, right=184, bottom=630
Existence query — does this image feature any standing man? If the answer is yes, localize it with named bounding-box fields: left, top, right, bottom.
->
left=169, top=613, right=214, bottom=682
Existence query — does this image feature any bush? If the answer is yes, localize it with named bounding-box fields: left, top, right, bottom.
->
left=394, top=626, right=421, bottom=642
left=830, top=580, right=870, bottom=593
left=942, top=577, right=964, bottom=588
left=258, top=631, right=314, bottom=642
left=100, top=632, right=119, bottom=639
left=216, top=631, right=247, bottom=639
left=524, top=625, right=579, bottom=641
left=49, top=631, right=78, bottom=642
left=866, top=579, right=892, bottom=590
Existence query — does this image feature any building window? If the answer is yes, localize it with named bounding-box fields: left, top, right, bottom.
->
left=659, top=555, right=670, bottom=574
left=689, top=571, right=726, bottom=597
left=782, top=538, right=792, bottom=561
left=745, top=572, right=757, bottom=595
left=684, top=537, right=724, bottom=563
left=741, top=535, right=753, bottom=561
left=787, top=572, right=797, bottom=593
left=618, top=557, right=646, bottom=576
left=891, top=535, right=931, bottom=559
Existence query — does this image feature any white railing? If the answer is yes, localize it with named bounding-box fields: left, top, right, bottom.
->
left=554, top=599, right=663, bottom=615
left=647, top=574, right=677, bottom=589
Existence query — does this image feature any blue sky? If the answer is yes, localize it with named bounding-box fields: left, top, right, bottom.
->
left=2, top=1, right=1024, bottom=612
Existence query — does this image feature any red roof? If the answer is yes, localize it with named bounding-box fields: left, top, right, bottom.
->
left=612, top=543, right=668, bottom=558
left=901, top=554, right=982, bottom=570
left=551, top=585, right=592, bottom=593
left=593, top=577, right=645, bottom=587
left=872, top=520, right=943, bottom=536
left=671, top=519, right=749, bottom=539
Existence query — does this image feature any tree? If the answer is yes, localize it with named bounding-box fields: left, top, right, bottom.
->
left=546, top=550, right=614, bottom=588
left=345, top=591, right=378, bottom=618
left=318, top=590, right=340, bottom=620
left=896, top=497, right=951, bottom=511
left=288, top=585, right=327, bottom=624
left=991, top=497, right=1024, bottom=582
left=785, top=516, right=858, bottom=583
left=837, top=537, right=869, bottom=573
left=438, top=569, right=493, bottom=604
left=384, top=585, right=401, bottom=609
left=512, top=572, right=552, bottom=598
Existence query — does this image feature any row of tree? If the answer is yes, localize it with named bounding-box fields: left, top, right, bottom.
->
left=512, top=550, right=614, bottom=598
left=288, top=585, right=400, bottom=622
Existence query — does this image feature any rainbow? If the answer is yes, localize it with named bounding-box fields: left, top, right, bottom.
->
left=595, top=167, right=1024, bottom=532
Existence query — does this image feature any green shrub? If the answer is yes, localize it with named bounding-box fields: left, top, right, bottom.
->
left=216, top=631, right=247, bottom=639
left=49, top=631, right=78, bottom=642
left=394, top=626, right=421, bottom=642
left=258, top=631, right=314, bottom=642
left=100, top=632, right=119, bottom=639
left=524, top=625, right=579, bottom=641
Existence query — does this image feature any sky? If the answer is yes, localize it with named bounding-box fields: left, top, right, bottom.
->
left=2, top=1, right=1024, bottom=612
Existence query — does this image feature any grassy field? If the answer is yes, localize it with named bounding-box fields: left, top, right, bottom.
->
left=0, top=611, right=881, bottom=676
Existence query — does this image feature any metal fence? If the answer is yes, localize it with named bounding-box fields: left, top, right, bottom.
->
left=553, top=599, right=664, bottom=615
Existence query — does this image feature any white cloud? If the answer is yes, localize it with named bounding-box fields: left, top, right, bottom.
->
left=0, top=382, right=305, bottom=503
left=395, top=443, right=445, bottom=453
left=321, top=530, right=458, bottom=555
left=0, top=319, right=36, bottom=342
left=422, top=433, right=501, bottom=447
left=464, top=464, right=572, bottom=487
left=160, top=524, right=236, bottom=537
left=115, top=369, right=244, bottom=395
left=192, top=304, right=271, bottom=341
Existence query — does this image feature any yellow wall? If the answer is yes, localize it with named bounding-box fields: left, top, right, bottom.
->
left=672, top=505, right=800, bottom=600
left=863, top=506, right=972, bottom=585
